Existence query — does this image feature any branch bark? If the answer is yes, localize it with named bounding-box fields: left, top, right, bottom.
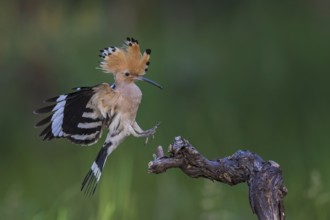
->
left=148, top=136, right=288, bottom=220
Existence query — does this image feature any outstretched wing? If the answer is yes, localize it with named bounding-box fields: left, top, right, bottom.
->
left=34, top=83, right=118, bottom=146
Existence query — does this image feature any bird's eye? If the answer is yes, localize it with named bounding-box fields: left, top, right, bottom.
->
left=125, top=72, right=130, bottom=77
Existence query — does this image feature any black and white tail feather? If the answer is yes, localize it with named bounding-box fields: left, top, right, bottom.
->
left=80, top=112, right=124, bottom=196
left=81, top=142, right=112, bottom=195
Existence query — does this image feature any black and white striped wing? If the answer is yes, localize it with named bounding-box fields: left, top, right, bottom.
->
left=35, top=85, right=112, bottom=145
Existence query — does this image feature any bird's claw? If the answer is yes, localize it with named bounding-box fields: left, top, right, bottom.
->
left=145, top=122, right=160, bottom=144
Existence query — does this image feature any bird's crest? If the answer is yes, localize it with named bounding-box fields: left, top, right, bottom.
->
left=99, top=37, right=151, bottom=76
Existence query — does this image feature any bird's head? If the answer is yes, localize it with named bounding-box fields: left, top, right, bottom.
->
left=99, top=37, right=162, bottom=89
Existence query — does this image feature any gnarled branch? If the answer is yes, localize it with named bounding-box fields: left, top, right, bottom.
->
left=148, top=136, right=287, bottom=220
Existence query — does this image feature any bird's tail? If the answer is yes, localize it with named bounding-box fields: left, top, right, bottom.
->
left=81, top=145, right=110, bottom=195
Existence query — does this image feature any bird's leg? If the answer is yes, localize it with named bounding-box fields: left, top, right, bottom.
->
left=130, top=122, right=159, bottom=144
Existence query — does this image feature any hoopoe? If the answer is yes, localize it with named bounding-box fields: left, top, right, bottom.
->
left=34, top=37, right=162, bottom=195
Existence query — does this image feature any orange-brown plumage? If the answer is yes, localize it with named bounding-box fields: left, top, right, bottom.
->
left=100, top=37, right=151, bottom=77
left=90, top=83, right=119, bottom=118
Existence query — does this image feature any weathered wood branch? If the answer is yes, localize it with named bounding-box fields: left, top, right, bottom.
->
left=148, top=136, right=288, bottom=220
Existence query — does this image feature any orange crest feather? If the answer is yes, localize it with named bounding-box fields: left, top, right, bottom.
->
left=99, top=37, right=151, bottom=76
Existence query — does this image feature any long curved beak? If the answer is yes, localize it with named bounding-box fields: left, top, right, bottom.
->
left=136, top=76, right=163, bottom=89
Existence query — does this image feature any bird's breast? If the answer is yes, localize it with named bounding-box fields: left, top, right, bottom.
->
left=117, top=95, right=141, bottom=122
left=115, top=84, right=142, bottom=120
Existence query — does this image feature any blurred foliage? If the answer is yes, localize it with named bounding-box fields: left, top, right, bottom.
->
left=1, top=0, right=330, bottom=219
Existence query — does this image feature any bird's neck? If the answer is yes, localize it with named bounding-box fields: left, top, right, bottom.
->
left=115, top=81, right=142, bottom=101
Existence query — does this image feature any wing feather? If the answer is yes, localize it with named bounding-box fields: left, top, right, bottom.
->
left=35, top=83, right=119, bottom=146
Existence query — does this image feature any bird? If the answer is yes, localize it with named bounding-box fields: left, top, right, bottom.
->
left=34, top=37, right=162, bottom=195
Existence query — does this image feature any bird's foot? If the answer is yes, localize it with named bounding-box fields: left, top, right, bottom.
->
left=145, top=122, right=160, bottom=144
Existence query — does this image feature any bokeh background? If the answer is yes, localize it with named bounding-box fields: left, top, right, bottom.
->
left=1, top=0, right=330, bottom=219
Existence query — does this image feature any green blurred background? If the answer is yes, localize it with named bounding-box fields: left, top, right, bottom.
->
left=1, top=0, right=330, bottom=219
